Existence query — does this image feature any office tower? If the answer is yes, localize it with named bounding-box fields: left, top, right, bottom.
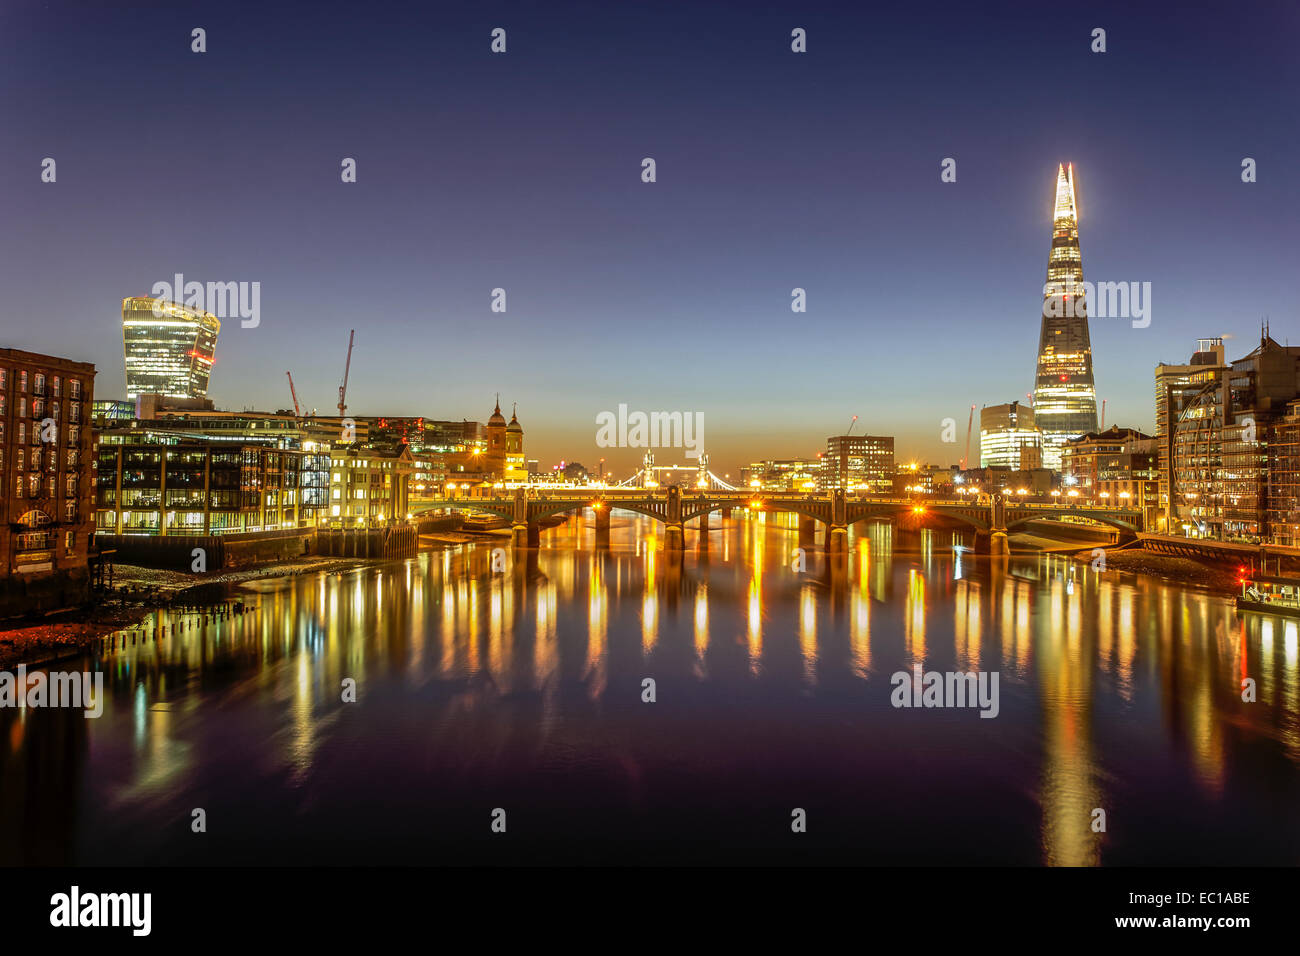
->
left=818, top=434, right=894, bottom=493
left=122, top=296, right=220, bottom=400
left=1153, top=338, right=1227, bottom=531
left=1032, top=164, right=1098, bottom=469
left=979, top=401, right=1042, bottom=470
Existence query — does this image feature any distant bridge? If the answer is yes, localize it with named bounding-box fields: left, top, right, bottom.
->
left=412, top=486, right=1142, bottom=553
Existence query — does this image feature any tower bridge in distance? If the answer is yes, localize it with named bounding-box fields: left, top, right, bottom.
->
left=412, top=485, right=1144, bottom=555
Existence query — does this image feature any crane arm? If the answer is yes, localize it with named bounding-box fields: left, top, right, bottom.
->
left=286, top=371, right=301, bottom=418
left=337, top=329, right=355, bottom=418
left=962, top=404, right=976, bottom=469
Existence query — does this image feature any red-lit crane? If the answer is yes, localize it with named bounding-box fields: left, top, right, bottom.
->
left=337, top=329, right=355, bottom=419
left=961, top=404, right=976, bottom=469
left=286, top=371, right=301, bottom=418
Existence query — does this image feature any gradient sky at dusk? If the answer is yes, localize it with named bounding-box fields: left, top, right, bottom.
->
left=2, top=0, right=1297, bottom=477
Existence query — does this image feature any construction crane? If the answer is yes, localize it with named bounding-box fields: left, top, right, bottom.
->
left=285, top=372, right=301, bottom=418
left=846, top=414, right=859, bottom=436
left=961, top=404, right=976, bottom=469
left=337, top=329, right=355, bottom=419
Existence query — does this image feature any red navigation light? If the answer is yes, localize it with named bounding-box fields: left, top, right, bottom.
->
left=1058, top=374, right=1068, bottom=381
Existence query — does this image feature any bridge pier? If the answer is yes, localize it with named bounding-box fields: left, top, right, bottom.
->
left=989, top=530, right=1010, bottom=556
left=697, top=510, right=710, bottom=548
left=721, top=507, right=731, bottom=519
left=511, top=522, right=540, bottom=550
left=665, top=522, right=685, bottom=551
left=799, top=515, right=815, bottom=549
left=827, top=524, right=848, bottom=553
left=664, top=486, right=684, bottom=551
left=594, top=506, right=610, bottom=549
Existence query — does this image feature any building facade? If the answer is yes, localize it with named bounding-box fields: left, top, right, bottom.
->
left=1031, top=164, right=1099, bottom=470
left=819, top=435, right=894, bottom=493
left=980, top=401, right=1043, bottom=470
left=0, top=349, right=96, bottom=613
left=1154, top=338, right=1228, bottom=531
left=326, top=446, right=413, bottom=528
left=953, top=467, right=1054, bottom=496
left=1169, top=331, right=1300, bottom=541
left=95, top=434, right=310, bottom=535
left=122, top=296, right=219, bottom=400
left=741, top=458, right=821, bottom=491
left=1266, top=399, right=1300, bottom=546
left=1061, top=426, right=1151, bottom=494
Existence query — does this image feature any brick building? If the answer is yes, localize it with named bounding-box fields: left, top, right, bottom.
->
left=0, top=348, right=96, bottom=615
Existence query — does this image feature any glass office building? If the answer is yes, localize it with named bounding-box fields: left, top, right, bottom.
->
left=122, top=296, right=220, bottom=400
left=979, top=401, right=1042, bottom=470
left=1032, top=164, right=1098, bottom=470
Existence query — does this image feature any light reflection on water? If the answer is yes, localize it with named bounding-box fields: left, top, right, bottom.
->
left=2, top=510, right=1299, bottom=865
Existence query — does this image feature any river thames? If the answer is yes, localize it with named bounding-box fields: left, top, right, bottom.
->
left=3, top=512, right=1299, bottom=866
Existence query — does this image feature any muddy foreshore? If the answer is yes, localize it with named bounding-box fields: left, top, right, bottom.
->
left=1071, top=547, right=1240, bottom=595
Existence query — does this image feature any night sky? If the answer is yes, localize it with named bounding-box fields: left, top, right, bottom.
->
left=2, top=0, right=1296, bottom=477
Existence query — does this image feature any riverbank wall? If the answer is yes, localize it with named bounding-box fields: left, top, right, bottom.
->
left=95, top=528, right=315, bottom=572
left=317, top=526, right=418, bottom=559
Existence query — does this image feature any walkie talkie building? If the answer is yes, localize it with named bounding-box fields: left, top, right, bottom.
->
left=121, top=296, right=220, bottom=400
left=1032, top=163, right=1098, bottom=470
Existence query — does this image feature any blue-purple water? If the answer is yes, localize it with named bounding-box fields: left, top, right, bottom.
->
left=3, top=513, right=1298, bottom=865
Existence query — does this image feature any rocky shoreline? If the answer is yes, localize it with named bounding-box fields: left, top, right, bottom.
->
left=1072, top=547, right=1240, bottom=595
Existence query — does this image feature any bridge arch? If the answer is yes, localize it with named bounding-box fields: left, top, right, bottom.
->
left=1004, top=509, right=1142, bottom=534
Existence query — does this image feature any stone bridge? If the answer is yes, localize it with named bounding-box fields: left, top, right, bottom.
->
left=413, top=487, right=1143, bottom=554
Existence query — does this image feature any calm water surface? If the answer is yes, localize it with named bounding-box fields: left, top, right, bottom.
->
left=3, top=513, right=1299, bottom=865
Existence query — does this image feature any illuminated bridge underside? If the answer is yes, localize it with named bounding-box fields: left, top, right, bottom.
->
left=413, top=487, right=1142, bottom=550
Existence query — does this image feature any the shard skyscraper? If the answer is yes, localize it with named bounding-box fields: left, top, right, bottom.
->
left=1032, top=163, right=1098, bottom=470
